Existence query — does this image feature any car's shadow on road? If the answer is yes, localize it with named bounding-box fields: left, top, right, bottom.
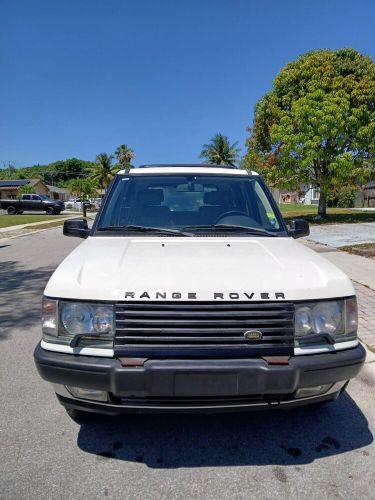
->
left=76, top=391, right=372, bottom=467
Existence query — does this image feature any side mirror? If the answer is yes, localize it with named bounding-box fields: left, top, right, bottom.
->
left=288, top=219, right=310, bottom=239
left=63, top=218, right=90, bottom=239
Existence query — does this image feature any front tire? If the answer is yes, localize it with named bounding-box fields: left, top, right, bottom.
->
left=46, top=206, right=54, bottom=215
left=7, top=206, right=17, bottom=215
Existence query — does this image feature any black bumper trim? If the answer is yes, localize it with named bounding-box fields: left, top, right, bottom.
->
left=34, top=343, right=366, bottom=402
left=56, top=391, right=343, bottom=414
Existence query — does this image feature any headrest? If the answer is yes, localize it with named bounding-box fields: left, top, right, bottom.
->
left=203, top=191, right=231, bottom=205
left=137, top=189, right=164, bottom=205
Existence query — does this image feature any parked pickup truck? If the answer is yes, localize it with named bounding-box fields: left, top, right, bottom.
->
left=0, top=194, right=65, bottom=215
left=34, top=164, right=365, bottom=420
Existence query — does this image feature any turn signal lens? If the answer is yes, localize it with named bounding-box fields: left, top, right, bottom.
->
left=345, top=297, right=358, bottom=334
left=42, top=297, right=57, bottom=336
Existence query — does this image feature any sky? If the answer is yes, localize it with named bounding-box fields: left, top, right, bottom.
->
left=1, top=0, right=375, bottom=168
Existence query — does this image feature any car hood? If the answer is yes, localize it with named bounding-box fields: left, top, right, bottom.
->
left=45, top=236, right=354, bottom=301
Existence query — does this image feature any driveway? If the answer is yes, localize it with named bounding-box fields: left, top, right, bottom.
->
left=307, top=222, right=375, bottom=247
left=0, top=228, right=374, bottom=500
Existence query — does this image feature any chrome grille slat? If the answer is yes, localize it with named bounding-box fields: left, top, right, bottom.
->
left=116, top=327, right=293, bottom=334
left=117, top=318, right=292, bottom=325
left=116, top=336, right=294, bottom=342
left=114, top=301, right=295, bottom=357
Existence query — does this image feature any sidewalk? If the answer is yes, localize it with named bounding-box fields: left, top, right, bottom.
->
left=302, top=239, right=375, bottom=353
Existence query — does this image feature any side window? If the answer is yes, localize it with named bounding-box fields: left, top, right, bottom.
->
left=32, top=195, right=41, bottom=201
left=23, top=195, right=31, bottom=200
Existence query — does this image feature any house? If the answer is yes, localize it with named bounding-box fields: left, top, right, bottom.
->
left=0, top=179, right=49, bottom=199
left=46, top=185, right=70, bottom=201
left=363, top=181, right=375, bottom=207
left=270, top=186, right=306, bottom=205
left=0, top=179, right=70, bottom=201
left=301, top=185, right=320, bottom=205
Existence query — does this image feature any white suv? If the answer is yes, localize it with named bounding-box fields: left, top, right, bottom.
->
left=34, top=164, right=365, bottom=419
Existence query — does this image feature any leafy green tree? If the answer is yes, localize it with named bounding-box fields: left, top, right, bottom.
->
left=44, top=158, right=93, bottom=184
left=115, top=144, right=135, bottom=171
left=244, top=48, right=375, bottom=217
left=88, top=153, right=116, bottom=190
left=0, top=163, right=18, bottom=180
left=200, top=133, right=240, bottom=167
left=9, top=158, right=93, bottom=184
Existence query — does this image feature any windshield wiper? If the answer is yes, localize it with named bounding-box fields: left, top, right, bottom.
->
left=182, top=224, right=279, bottom=237
left=97, top=225, right=192, bottom=236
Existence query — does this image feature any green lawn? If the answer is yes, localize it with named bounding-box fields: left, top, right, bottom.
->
left=0, top=214, right=64, bottom=229
left=279, top=204, right=375, bottom=224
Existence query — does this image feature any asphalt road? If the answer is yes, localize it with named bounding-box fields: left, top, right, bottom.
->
left=1, top=228, right=375, bottom=500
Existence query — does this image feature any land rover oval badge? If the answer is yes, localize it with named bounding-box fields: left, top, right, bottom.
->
left=244, top=330, right=263, bottom=341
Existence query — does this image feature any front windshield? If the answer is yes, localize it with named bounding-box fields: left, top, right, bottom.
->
left=96, top=174, right=284, bottom=235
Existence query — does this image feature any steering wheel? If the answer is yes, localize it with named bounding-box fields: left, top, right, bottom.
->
left=214, top=210, right=249, bottom=224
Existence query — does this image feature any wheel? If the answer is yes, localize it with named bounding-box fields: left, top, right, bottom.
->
left=18, top=210, right=23, bottom=214
left=46, top=206, right=54, bottom=215
left=7, top=206, right=17, bottom=215
left=54, top=210, right=61, bottom=215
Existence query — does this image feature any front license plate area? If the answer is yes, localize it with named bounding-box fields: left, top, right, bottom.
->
left=174, top=372, right=238, bottom=396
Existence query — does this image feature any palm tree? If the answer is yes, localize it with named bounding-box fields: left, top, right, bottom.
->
left=199, top=133, right=240, bottom=167
left=88, top=153, right=116, bottom=190
left=115, top=144, right=135, bottom=170
left=67, top=178, right=97, bottom=199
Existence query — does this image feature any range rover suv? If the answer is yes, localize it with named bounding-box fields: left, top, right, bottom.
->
left=34, top=164, right=365, bottom=418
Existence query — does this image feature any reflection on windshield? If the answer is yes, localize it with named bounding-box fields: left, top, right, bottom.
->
left=97, top=174, right=284, bottom=235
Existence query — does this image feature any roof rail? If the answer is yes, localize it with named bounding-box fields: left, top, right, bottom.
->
left=137, top=163, right=239, bottom=169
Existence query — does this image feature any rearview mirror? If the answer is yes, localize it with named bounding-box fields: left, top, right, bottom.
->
left=288, top=219, right=310, bottom=239
left=63, top=218, right=90, bottom=239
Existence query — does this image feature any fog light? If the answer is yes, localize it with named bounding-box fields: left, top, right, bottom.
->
left=66, top=386, right=108, bottom=402
left=295, top=384, right=332, bottom=399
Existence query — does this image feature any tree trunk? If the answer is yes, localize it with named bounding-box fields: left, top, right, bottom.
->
left=318, top=190, right=327, bottom=218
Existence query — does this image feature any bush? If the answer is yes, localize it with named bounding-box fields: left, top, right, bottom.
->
left=327, top=189, right=356, bottom=208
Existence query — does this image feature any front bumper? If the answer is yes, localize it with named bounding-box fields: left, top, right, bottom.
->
left=34, top=343, right=366, bottom=413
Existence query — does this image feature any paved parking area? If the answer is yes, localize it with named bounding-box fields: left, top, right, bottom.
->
left=307, top=222, right=375, bottom=247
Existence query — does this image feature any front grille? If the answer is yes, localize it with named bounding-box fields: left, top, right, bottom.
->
left=114, top=301, right=295, bottom=358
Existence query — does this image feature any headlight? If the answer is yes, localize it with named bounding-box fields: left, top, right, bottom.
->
left=295, top=297, right=357, bottom=345
left=42, top=297, right=115, bottom=347
left=60, top=302, right=114, bottom=337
